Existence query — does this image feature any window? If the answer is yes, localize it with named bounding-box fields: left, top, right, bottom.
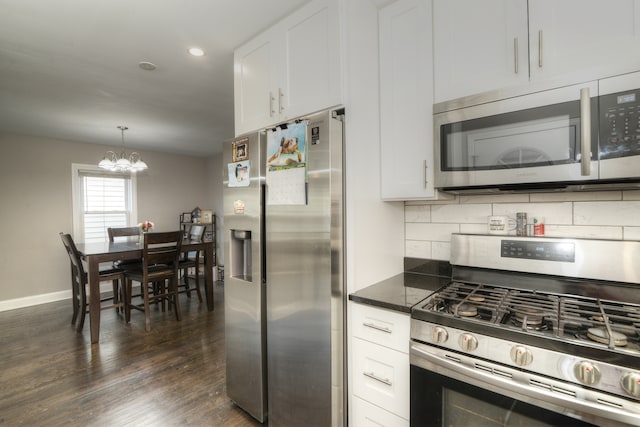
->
left=72, top=164, right=137, bottom=243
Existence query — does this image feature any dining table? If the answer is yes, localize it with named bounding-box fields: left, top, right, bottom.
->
left=75, top=238, right=215, bottom=344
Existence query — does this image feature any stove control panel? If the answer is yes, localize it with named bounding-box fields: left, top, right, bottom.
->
left=501, top=240, right=575, bottom=262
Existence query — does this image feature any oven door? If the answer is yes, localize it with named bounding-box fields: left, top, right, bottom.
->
left=410, top=341, right=640, bottom=427
left=434, top=81, right=599, bottom=191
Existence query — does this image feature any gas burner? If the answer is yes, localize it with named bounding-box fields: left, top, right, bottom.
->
left=468, top=294, right=485, bottom=303
left=587, top=327, right=628, bottom=347
left=510, top=305, right=546, bottom=330
left=449, top=302, right=478, bottom=317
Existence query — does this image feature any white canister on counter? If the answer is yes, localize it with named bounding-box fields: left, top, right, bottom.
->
left=533, top=216, right=545, bottom=236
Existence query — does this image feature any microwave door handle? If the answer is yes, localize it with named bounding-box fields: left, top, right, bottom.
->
left=580, top=87, right=591, bottom=176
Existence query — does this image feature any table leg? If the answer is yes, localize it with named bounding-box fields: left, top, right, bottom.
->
left=87, top=256, right=101, bottom=344
left=204, top=244, right=214, bottom=311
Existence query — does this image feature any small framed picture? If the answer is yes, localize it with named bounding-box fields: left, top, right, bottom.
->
left=182, top=212, right=192, bottom=223
left=232, top=138, right=249, bottom=162
left=201, top=209, right=213, bottom=224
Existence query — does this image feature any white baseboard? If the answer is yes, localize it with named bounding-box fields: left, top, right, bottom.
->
left=0, top=290, right=71, bottom=312
left=0, top=283, right=116, bottom=312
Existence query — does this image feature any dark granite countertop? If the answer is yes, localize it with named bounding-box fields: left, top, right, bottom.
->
left=349, top=271, right=450, bottom=313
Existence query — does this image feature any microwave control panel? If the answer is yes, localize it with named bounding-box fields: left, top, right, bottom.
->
left=599, top=89, right=640, bottom=159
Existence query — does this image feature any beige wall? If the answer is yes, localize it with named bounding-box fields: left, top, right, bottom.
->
left=0, top=132, right=220, bottom=308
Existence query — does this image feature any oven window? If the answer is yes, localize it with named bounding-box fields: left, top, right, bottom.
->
left=411, top=365, right=597, bottom=427
left=440, top=100, right=597, bottom=171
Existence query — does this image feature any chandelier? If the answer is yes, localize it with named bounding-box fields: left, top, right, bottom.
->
left=98, top=125, right=148, bottom=172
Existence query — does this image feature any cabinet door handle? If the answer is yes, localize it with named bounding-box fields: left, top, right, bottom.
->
left=269, top=92, right=276, bottom=117
left=513, top=37, right=519, bottom=74
left=423, top=160, right=428, bottom=188
left=363, top=322, right=392, bottom=334
left=363, top=371, right=392, bottom=386
left=538, top=30, right=543, bottom=68
left=278, top=88, right=285, bottom=113
left=580, top=87, right=591, bottom=176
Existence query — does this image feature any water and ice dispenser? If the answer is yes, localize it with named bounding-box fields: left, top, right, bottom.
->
left=229, top=230, right=252, bottom=281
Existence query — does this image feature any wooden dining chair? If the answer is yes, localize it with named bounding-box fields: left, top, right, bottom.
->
left=59, top=233, right=126, bottom=332
left=177, top=224, right=206, bottom=303
left=107, top=226, right=140, bottom=243
left=124, top=231, right=183, bottom=332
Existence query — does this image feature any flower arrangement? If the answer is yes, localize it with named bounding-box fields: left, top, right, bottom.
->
left=138, top=221, right=154, bottom=232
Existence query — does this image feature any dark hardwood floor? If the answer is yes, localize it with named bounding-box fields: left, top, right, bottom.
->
left=0, top=280, right=262, bottom=427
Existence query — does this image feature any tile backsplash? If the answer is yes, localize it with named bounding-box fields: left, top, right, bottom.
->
left=405, top=189, right=640, bottom=261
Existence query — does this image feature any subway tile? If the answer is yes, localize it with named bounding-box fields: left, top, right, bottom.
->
left=405, top=205, right=430, bottom=223
left=623, top=190, right=640, bottom=201
left=406, top=223, right=460, bottom=241
left=431, top=241, right=451, bottom=261
left=574, top=201, right=640, bottom=226
left=530, top=191, right=621, bottom=202
left=431, top=204, right=492, bottom=224
left=460, top=223, right=487, bottom=234
left=459, top=193, right=529, bottom=204
left=406, top=240, right=431, bottom=258
left=543, top=225, right=622, bottom=240
left=623, top=227, right=640, bottom=240
left=493, top=202, right=573, bottom=225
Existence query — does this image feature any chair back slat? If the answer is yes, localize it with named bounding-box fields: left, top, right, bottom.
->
left=108, top=226, right=140, bottom=242
left=60, top=233, right=85, bottom=274
left=143, top=231, right=182, bottom=269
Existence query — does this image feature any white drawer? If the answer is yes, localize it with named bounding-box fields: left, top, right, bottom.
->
left=351, top=302, right=410, bottom=353
left=352, top=337, right=410, bottom=419
left=351, top=395, right=409, bottom=427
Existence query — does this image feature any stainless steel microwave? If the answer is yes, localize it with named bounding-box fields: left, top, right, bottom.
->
left=434, top=71, right=640, bottom=193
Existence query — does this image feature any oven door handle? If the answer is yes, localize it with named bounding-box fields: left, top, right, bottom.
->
left=410, top=343, right=640, bottom=427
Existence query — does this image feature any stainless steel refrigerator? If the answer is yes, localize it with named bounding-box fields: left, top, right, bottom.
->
left=223, top=108, right=345, bottom=427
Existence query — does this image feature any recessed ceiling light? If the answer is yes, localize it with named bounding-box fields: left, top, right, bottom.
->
left=138, top=61, right=157, bottom=71
left=188, top=47, right=205, bottom=57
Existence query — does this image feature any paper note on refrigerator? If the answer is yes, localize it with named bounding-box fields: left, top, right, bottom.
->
left=266, top=121, right=307, bottom=205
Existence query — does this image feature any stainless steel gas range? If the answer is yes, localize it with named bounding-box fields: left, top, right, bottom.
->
left=410, top=234, right=640, bottom=427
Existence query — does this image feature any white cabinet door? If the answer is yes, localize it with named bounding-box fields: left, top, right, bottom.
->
left=352, top=337, right=410, bottom=420
left=234, top=0, right=342, bottom=135
left=351, top=302, right=410, bottom=352
left=528, top=0, right=640, bottom=82
left=234, top=27, right=280, bottom=136
left=281, top=0, right=342, bottom=122
left=433, top=0, right=528, bottom=103
left=351, top=396, right=409, bottom=427
left=379, top=0, right=436, bottom=200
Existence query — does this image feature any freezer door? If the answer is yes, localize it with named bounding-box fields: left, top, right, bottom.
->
left=266, top=110, right=345, bottom=427
left=223, top=131, right=267, bottom=422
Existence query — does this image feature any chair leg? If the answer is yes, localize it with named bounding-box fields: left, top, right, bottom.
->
left=193, top=262, right=203, bottom=303
left=125, top=279, right=133, bottom=323
left=71, top=265, right=79, bottom=325
left=77, top=283, right=87, bottom=333
left=142, top=280, right=152, bottom=332
left=170, top=276, right=181, bottom=322
left=183, top=267, right=191, bottom=297
left=112, top=279, right=120, bottom=313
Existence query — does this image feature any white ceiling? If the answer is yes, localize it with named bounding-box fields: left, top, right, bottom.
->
left=0, top=0, right=310, bottom=157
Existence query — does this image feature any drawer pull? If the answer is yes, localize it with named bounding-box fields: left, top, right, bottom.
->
left=363, top=371, right=392, bottom=386
left=362, top=322, right=392, bottom=334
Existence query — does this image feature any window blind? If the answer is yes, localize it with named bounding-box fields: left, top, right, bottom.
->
left=80, top=173, right=132, bottom=243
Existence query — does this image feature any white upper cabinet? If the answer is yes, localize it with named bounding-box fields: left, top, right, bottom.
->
left=528, top=0, right=640, bottom=82
left=234, top=0, right=341, bottom=135
left=379, top=0, right=436, bottom=200
left=433, top=0, right=640, bottom=103
left=433, top=0, right=528, bottom=103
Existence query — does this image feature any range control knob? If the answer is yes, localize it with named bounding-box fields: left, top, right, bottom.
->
left=458, top=333, right=478, bottom=352
left=574, top=361, right=601, bottom=386
left=510, top=345, right=533, bottom=366
left=621, top=372, right=640, bottom=398
left=432, top=326, right=448, bottom=344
